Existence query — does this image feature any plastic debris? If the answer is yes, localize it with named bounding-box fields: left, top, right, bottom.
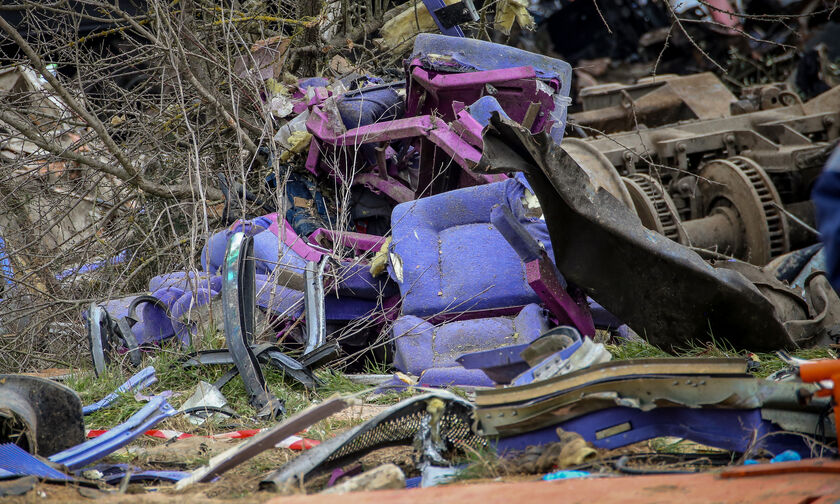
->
left=50, top=396, right=179, bottom=470
left=180, top=381, right=230, bottom=425
left=83, top=366, right=157, bottom=415
left=543, top=470, right=591, bottom=481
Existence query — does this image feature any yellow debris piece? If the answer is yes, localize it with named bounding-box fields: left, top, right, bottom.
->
left=369, top=237, right=392, bottom=277
left=279, top=131, right=312, bottom=162
left=494, top=0, right=536, bottom=35
left=380, top=0, right=460, bottom=50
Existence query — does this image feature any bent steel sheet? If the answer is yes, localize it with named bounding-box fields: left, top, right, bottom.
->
left=475, top=115, right=795, bottom=351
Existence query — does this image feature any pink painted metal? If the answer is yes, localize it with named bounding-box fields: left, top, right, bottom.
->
left=266, top=213, right=324, bottom=262
left=525, top=256, right=596, bottom=336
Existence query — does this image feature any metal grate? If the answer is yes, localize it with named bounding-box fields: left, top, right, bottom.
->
left=261, top=392, right=485, bottom=491
left=325, top=401, right=482, bottom=463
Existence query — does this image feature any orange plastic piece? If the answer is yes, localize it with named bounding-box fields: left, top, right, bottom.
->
left=798, top=359, right=840, bottom=442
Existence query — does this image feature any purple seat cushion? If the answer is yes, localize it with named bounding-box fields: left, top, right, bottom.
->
left=201, top=217, right=308, bottom=277
left=392, top=303, right=548, bottom=376
left=390, top=178, right=552, bottom=317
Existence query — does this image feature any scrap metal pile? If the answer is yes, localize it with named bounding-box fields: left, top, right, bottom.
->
left=2, top=0, right=840, bottom=500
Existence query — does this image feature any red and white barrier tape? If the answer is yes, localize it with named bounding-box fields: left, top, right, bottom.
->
left=85, top=428, right=319, bottom=450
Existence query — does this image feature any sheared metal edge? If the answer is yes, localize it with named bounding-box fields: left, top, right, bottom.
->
left=423, top=0, right=470, bottom=37
left=222, top=232, right=285, bottom=418
left=303, top=257, right=328, bottom=355
left=175, top=396, right=351, bottom=490
left=474, top=113, right=793, bottom=351
left=0, top=443, right=72, bottom=480
left=477, top=376, right=826, bottom=436
left=49, top=396, right=178, bottom=470
left=475, top=358, right=749, bottom=407
left=114, top=317, right=142, bottom=366
left=261, top=390, right=477, bottom=492
left=762, top=408, right=837, bottom=438
left=87, top=303, right=109, bottom=377
left=82, top=366, right=156, bottom=415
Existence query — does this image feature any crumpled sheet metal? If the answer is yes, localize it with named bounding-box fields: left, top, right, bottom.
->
left=477, top=375, right=826, bottom=436
left=176, top=396, right=350, bottom=490
left=475, top=357, right=749, bottom=407
left=475, top=115, right=797, bottom=351
left=261, top=391, right=482, bottom=492
left=49, top=395, right=178, bottom=470
left=496, top=407, right=825, bottom=457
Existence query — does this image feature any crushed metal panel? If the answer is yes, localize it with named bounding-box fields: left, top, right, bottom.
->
left=475, top=358, right=749, bottom=407
left=476, top=115, right=796, bottom=351
left=477, top=376, right=826, bottom=436
left=0, top=374, right=84, bottom=456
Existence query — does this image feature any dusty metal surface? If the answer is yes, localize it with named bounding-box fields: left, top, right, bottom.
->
left=0, top=374, right=84, bottom=456
left=476, top=357, right=749, bottom=406
left=573, top=73, right=737, bottom=133
left=261, top=391, right=482, bottom=492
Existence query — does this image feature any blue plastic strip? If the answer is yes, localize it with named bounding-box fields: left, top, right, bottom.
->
left=55, top=250, right=129, bottom=282
left=83, top=366, right=157, bottom=415
left=50, top=396, right=179, bottom=470
left=467, top=96, right=511, bottom=127
left=0, top=444, right=72, bottom=480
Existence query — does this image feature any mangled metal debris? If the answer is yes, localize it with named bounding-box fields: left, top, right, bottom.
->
left=175, top=396, right=352, bottom=490
left=261, top=391, right=481, bottom=492
left=0, top=375, right=84, bottom=456
left=477, top=114, right=840, bottom=351
left=5, top=4, right=840, bottom=500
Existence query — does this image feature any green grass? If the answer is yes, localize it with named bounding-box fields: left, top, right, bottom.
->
left=68, top=323, right=838, bottom=441
left=67, top=341, right=394, bottom=434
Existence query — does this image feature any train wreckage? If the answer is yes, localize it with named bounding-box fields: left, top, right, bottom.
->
left=1, top=3, right=840, bottom=501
